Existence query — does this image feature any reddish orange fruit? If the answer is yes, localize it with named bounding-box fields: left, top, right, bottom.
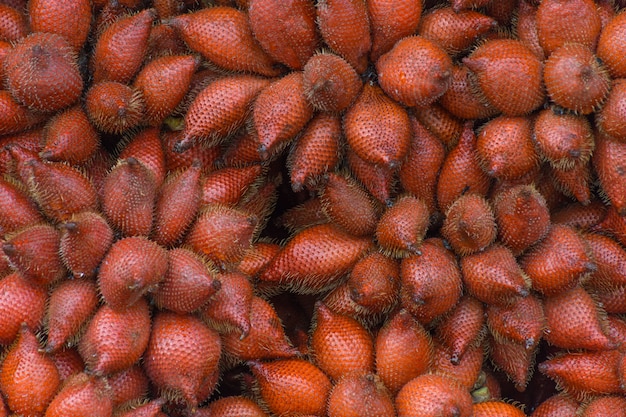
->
left=544, top=43, right=610, bottom=114
left=376, top=196, right=430, bottom=257
left=162, top=130, right=221, bottom=174
left=106, top=364, right=149, bottom=409
left=28, top=0, right=91, bottom=51
left=395, top=374, right=473, bottom=417
left=415, top=103, right=464, bottom=150
left=463, top=39, right=544, bottom=116
left=41, top=105, right=100, bottom=165
left=488, top=336, right=536, bottom=392
left=59, top=211, right=114, bottom=279
left=536, top=0, right=601, bottom=55
left=552, top=199, right=607, bottom=230
left=347, top=252, right=399, bottom=315
left=0, top=4, right=27, bottom=42
left=594, top=132, right=626, bottom=215
left=205, top=396, right=268, bottom=417
left=134, top=54, right=200, bottom=126
left=5, top=32, right=83, bottom=112
left=49, top=347, right=84, bottom=383
left=44, top=372, right=113, bottom=417
left=461, top=244, right=530, bottom=306
left=367, top=0, right=422, bottom=62
left=316, top=0, right=371, bottom=73
left=0, top=90, right=47, bottom=135
left=552, top=158, right=594, bottom=203
left=377, top=35, right=452, bottom=107
left=85, top=81, right=146, bottom=134
left=118, top=127, right=166, bottom=187
left=0, top=177, right=43, bottom=236
left=302, top=52, right=362, bottom=112
left=259, top=223, right=372, bottom=293
left=79, top=298, right=151, bottom=375
left=92, top=8, right=156, bottom=83
left=442, top=193, right=497, bottom=255
left=346, top=148, right=396, bottom=205
left=288, top=112, right=342, bottom=192
left=248, top=0, right=319, bottom=70
left=487, top=293, right=544, bottom=349
left=435, top=295, right=485, bottom=364
left=432, top=339, right=484, bottom=390
left=97, top=236, right=168, bottom=310
left=439, top=64, right=500, bottom=120
left=327, top=374, right=395, bottom=417
left=451, top=0, right=491, bottom=12
left=0, top=325, right=60, bottom=416
left=115, top=399, right=166, bottom=417
left=515, top=0, right=545, bottom=60
left=580, top=396, right=626, bottom=417
left=418, top=7, right=496, bottom=56
left=249, top=359, right=332, bottom=417
left=0, top=272, right=47, bottom=345
left=596, top=78, right=626, bottom=141
left=168, top=7, right=280, bottom=76
left=473, top=401, right=526, bottom=417
left=597, top=12, right=626, bottom=78
left=144, top=312, right=221, bottom=407
left=201, top=165, right=262, bottom=207
left=584, top=232, right=626, bottom=290
left=177, top=75, right=271, bottom=152
left=529, top=394, right=579, bottom=417
left=343, top=82, right=412, bottom=168
left=46, top=279, right=99, bottom=352
left=400, top=238, right=463, bottom=324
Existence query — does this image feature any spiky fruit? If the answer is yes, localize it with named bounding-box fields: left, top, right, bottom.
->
left=432, top=339, right=484, bottom=390
left=205, top=396, right=267, bottom=417
left=435, top=295, right=485, bottom=364
left=347, top=252, right=399, bottom=314
left=0, top=177, right=42, bottom=235
left=367, top=0, right=422, bottom=62
left=580, top=396, right=626, bottom=417
left=327, top=374, right=395, bottom=417
left=487, top=294, right=544, bottom=350
left=596, top=78, right=626, bottom=141
left=249, top=359, right=332, bottom=417
left=97, top=236, right=168, bottom=310
left=41, top=106, right=100, bottom=166
left=201, top=165, right=262, bottom=206
left=377, top=35, right=453, bottom=107
left=0, top=90, right=47, bottom=135
left=106, top=365, right=149, bottom=409
left=376, top=196, right=430, bottom=257
left=442, top=193, right=497, bottom=255
left=439, top=64, right=499, bottom=120
left=0, top=325, right=60, bottom=416
left=144, top=312, right=221, bottom=408
left=529, top=394, right=579, bottom=417
left=5, top=32, right=83, bottom=112
left=415, top=103, right=464, bottom=150
left=28, top=0, right=92, bottom=51
left=44, top=372, right=113, bottom=417
left=515, top=0, right=544, bottom=61
left=594, top=132, right=626, bottom=215
left=597, top=12, right=626, bottom=78
left=0, top=4, right=27, bottom=42
left=395, top=374, right=473, bottom=417
left=79, top=298, right=151, bottom=375
left=0, top=272, right=47, bottom=344
left=346, top=148, right=396, bottom=205
left=473, top=401, right=526, bottom=417
left=302, top=52, right=362, bottom=112
left=85, top=81, right=146, bottom=134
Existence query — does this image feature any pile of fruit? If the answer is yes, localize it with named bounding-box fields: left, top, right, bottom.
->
left=1, top=0, right=626, bottom=415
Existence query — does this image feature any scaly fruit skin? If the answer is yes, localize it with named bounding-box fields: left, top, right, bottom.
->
left=593, top=132, right=626, bottom=215
left=473, top=401, right=526, bottom=417
left=441, top=193, right=497, bottom=256
left=41, top=105, right=100, bottom=166
left=0, top=272, right=47, bottom=344
left=205, top=396, right=268, bottom=417
left=435, top=295, right=484, bottom=364
left=376, top=195, right=430, bottom=257
left=302, top=52, right=362, bottom=112
left=0, top=177, right=43, bottom=235
left=44, top=372, right=113, bottom=417
left=85, top=81, right=146, bottom=134
left=439, top=64, right=499, bottom=120
left=28, top=0, right=92, bottom=51
left=596, top=79, right=626, bottom=141
left=327, top=374, right=395, bottom=417
left=395, top=374, right=473, bottom=417
left=0, top=4, right=27, bottom=42
left=597, top=12, right=626, bottom=78
left=367, top=0, right=422, bottom=62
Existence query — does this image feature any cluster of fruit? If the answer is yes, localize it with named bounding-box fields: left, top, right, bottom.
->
left=1, top=0, right=626, bottom=415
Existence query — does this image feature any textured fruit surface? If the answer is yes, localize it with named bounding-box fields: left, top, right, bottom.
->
left=395, top=374, right=473, bottom=417
left=28, top=0, right=91, bottom=51
left=303, top=52, right=362, bottom=112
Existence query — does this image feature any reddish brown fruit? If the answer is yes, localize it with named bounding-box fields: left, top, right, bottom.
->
left=97, top=236, right=168, bottom=310
left=146, top=22, right=187, bottom=59
left=102, top=157, right=156, bottom=237
left=152, top=162, right=202, bottom=247
left=153, top=248, right=220, bottom=313
left=303, top=52, right=362, bottom=112
left=199, top=270, right=253, bottom=336
left=376, top=196, right=430, bottom=257
left=419, top=7, right=496, bottom=56
left=92, top=8, right=155, bottom=83
left=533, top=107, right=595, bottom=169
left=5, top=32, right=83, bottom=112
left=222, top=296, right=298, bottom=363
left=259, top=223, right=372, bottom=293
left=477, top=115, right=539, bottom=180
left=398, top=117, right=445, bottom=212
left=451, top=0, right=492, bottom=12
left=44, top=372, right=113, bottom=417
left=415, top=103, right=464, bottom=150
left=432, top=340, right=484, bottom=390
left=162, top=130, right=220, bottom=174
left=85, top=81, right=146, bottom=134
left=439, top=64, right=499, bottom=120
left=118, top=128, right=166, bottom=188
left=436, top=295, right=485, bottom=364
left=316, top=0, right=371, bottom=73
left=473, top=401, right=526, bottom=417
left=46, top=279, right=99, bottom=352
left=49, top=347, right=84, bottom=382
left=107, top=365, right=149, bottom=409
left=327, top=373, right=395, bottom=417
left=321, top=172, right=378, bottom=237
left=463, top=39, right=544, bottom=116
left=552, top=200, right=607, bottom=230
left=253, top=72, right=314, bottom=160
left=488, top=336, right=536, bottom=392
left=596, top=79, right=626, bottom=141
left=248, top=0, right=319, bottom=70
left=487, top=294, right=544, bottom=349
left=442, top=193, right=497, bottom=255
left=0, top=272, right=47, bottom=344
left=367, top=0, right=422, bottom=62
left=79, top=298, right=151, bottom=375
left=205, top=396, right=268, bottom=417
left=347, top=252, right=399, bottom=315
left=185, top=205, right=257, bottom=266
left=529, top=394, right=579, bottom=417
left=377, top=35, right=453, bottom=107
left=584, top=232, right=626, bottom=290
left=0, top=91, right=47, bottom=135
left=41, top=106, right=100, bottom=166
left=249, top=359, right=332, bottom=417
left=597, top=12, right=626, bottom=78
left=580, top=396, right=626, bottom=417
left=595, top=205, right=626, bottom=247
left=519, top=224, right=594, bottom=295
left=536, top=0, right=601, bottom=55
left=3, top=223, right=65, bottom=287
left=59, top=211, right=114, bottom=279
left=395, top=374, right=473, bottom=417
left=539, top=350, right=622, bottom=399
left=344, top=83, right=412, bottom=168
left=0, top=325, right=60, bottom=416
left=544, top=285, right=613, bottom=350
left=237, top=242, right=281, bottom=278
left=594, top=132, right=626, bottom=215
left=437, top=121, right=492, bottom=212
left=201, top=165, right=262, bottom=206
left=116, top=399, right=166, bottom=417
left=144, top=312, right=221, bottom=407
left=310, top=302, right=374, bottom=380
left=0, top=177, right=43, bottom=235
left=400, top=239, right=463, bottom=324
left=516, top=0, right=544, bottom=60
left=28, top=0, right=91, bottom=51
left=288, top=112, right=341, bottom=192
left=0, top=4, right=27, bottom=42
left=177, top=75, right=271, bottom=152
left=544, top=43, right=610, bottom=114
left=493, top=184, right=551, bottom=254
left=346, top=148, right=396, bottom=205
left=461, top=244, right=530, bottom=306
left=167, top=7, right=280, bottom=76
left=134, top=54, right=200, bottom=126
